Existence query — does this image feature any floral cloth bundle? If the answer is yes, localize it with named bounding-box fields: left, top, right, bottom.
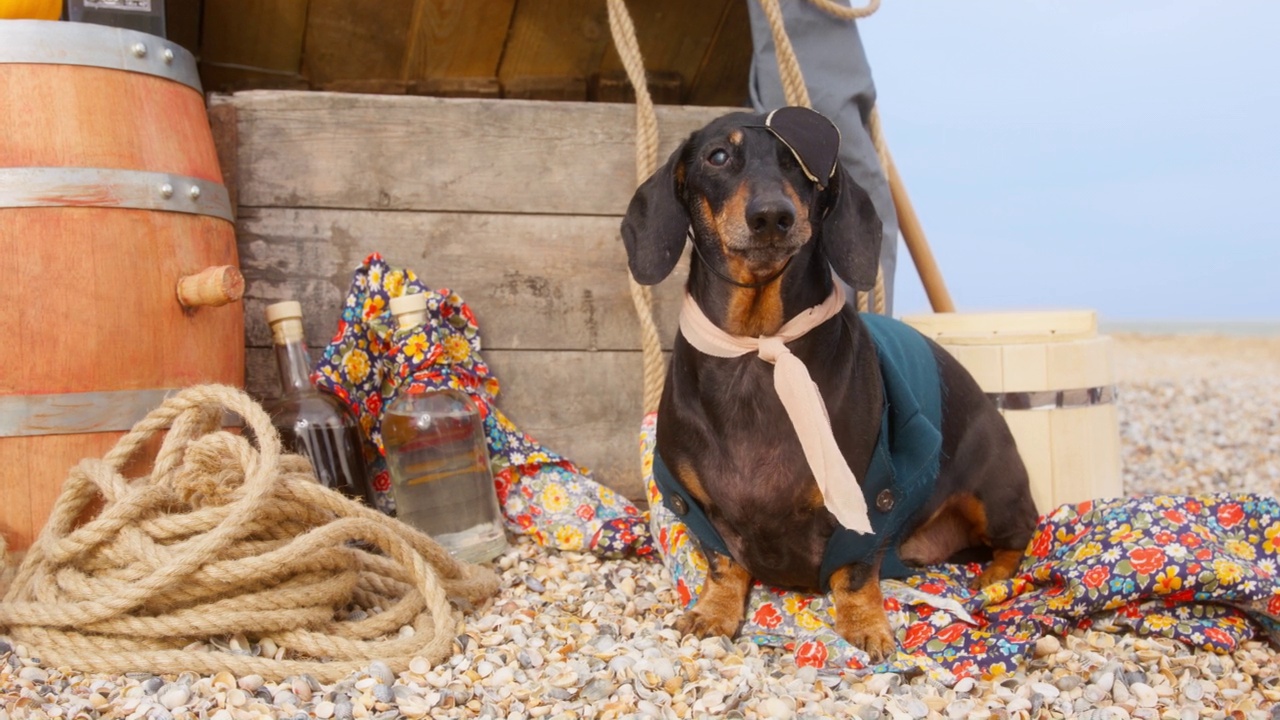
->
left=642, top=413, right=1280, bottom=681
left=312, top=253, right=652, bottom=558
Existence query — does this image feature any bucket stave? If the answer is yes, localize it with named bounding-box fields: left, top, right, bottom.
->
left=0, top=20, right=243, bottom=551
left=903, top=310, right=1123, bottom=514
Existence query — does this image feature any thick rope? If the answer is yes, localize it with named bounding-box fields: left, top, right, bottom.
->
left=607, top=0, right=666, bottom=415
left=0, top=385, right=499, bottom=682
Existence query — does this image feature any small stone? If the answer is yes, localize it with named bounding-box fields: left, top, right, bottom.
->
left=1030, top=682, right=1061, bottom=700
left=368, top=660, right=395, bottom=686
left=581, top=677, right=616, bottom=703
left=759, top=697, right=793, bottom=719
left=899, top=696, right=929, bottom=719
left=1095, top=671, right=1116, bottom=693
left=159, top=684, right=191, bottom=710
left=944, top=699, right=974, bottom=720
left=1131, top=682, right=1158, bottom=708
left=1035, top=635, right=1062, bottom=657
left=238, top=674, right=264, bottom=692
left=1057, top=675, right=1084, bottom=692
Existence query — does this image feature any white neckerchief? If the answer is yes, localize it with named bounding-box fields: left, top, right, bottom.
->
left=677, top=276, right=873, bottom=535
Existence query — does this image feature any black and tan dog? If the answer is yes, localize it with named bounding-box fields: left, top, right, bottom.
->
left=621, top=107, right=1039, bottom=660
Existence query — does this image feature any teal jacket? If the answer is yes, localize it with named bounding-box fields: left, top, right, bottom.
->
left=652, top=313, right=943, bottom=592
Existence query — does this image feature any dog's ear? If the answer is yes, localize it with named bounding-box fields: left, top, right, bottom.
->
left=820, top=163, right=883, bottom=292
left=621, top=142, right=690, bottom=285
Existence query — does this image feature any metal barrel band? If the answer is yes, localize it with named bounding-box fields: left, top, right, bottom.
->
left=989, top=385, right=1118, bottom=412
left=0, top=167, right=234, bottom=222
left=0, top=19, right=202, bottom=92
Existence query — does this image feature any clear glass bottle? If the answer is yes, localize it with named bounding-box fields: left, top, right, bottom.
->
left=262, top=300, right=374, bottom=506
left=382, top=293, right=508, bottom=564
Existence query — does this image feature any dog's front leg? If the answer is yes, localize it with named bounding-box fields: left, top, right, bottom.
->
left=832, top=559, right=896, bottom=661
left=673, top=552, right=752, bottom=639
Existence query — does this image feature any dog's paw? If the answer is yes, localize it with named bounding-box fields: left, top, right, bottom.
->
left=673, top=606, right=742, bottom=639
left=974, top=564, right=1015, bottom=589
left=972, top=548, right=1025, bottom=590
left=836, top=613, right=897, bottom=663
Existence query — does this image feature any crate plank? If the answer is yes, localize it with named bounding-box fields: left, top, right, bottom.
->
left=235, top=207, right=687, bottom=353
left=247, top=347, right=655, bottom=502
left=217, top=92, right=733, bottom=215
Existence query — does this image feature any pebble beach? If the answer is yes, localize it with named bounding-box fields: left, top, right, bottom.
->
left=3, top=333, right=1279, bottom=719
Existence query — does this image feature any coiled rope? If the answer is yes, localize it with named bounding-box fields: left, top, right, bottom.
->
left=0, top=384, right=499, bottom=682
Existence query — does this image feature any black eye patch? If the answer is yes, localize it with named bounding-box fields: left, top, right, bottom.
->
left=748, top=107, right=842, bottom=190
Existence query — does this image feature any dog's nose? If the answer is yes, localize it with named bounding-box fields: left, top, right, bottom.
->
left=746, top=196, right=795, bottom=235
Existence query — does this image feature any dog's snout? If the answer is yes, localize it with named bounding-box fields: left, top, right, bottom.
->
left=746, top=196, right=795, bottom=235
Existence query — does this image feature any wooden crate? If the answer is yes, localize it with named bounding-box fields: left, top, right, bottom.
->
left=215, top=90, right=735, bottom=503
left=197, top=0, right=751, bottom=106
left=902, top=311, right=1124, bottom=513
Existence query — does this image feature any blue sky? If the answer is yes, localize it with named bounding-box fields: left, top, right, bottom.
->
left=858, top=2, right=1279, bottom=321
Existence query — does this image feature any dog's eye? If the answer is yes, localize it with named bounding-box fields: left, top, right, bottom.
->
left=707, top=149, right=730, bottom=167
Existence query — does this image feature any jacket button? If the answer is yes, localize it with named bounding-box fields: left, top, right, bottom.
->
left=670, top=494, right=689, bottom=515
left=876, top=489, right=895, bottom=512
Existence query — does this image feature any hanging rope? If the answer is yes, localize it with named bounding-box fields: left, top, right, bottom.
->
left=607, top=0, right=667, bottom=415
left=759, top=0, right=887, bottom=313
left=0, top=385, right=499, bottom=682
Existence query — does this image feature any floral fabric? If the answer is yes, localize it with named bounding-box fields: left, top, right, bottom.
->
left=312, top=253, right=653, bottom=558
left=642, top=412, right=1280, bottom=681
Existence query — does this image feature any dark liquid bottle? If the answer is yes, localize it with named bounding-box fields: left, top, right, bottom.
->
left=262, top=301, right=373, bottom=505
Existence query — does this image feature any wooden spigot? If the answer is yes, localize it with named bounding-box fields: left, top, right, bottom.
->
left=177, top=265, right=245, bottom=308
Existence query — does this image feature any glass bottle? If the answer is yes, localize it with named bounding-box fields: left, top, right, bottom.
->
left=262, top=300, right=373, bottom=506
left=382, top=292, right=508, bottom=564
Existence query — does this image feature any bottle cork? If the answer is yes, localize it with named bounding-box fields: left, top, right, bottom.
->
left=265, top=300, right=305, bottom=344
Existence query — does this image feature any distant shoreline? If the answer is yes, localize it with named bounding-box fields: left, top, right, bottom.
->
left=1100, top=320, right=1280, bottom=337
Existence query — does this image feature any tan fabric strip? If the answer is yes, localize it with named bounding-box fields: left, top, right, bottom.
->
left=677, top=277, right=873, bottom=535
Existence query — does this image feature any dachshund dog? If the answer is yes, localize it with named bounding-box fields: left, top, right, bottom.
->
left=621, top=107, right=1039, bottom=660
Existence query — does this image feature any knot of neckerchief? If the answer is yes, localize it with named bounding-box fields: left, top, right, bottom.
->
left=677, top=273, right=874, bottom=535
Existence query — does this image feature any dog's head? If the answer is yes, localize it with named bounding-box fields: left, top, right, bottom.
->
left=621, top=108, right=882, bottom=292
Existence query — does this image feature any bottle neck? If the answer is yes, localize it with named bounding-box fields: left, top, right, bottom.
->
left=271, top=318, right=313, bottom=394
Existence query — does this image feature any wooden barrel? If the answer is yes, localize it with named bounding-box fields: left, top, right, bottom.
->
left=0, top=20, right=244, bottom=551
left=902, top=311, right=1123, bottom=514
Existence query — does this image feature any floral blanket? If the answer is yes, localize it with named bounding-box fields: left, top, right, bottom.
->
left=642, top=413, right=1280, bottom=681
left=312, top=254, right=652, bottom=558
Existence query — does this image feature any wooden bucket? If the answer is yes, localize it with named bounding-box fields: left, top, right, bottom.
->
left=902, top=311, right=1123, bottom=514
left=0, top=20, right=244, bottom=551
